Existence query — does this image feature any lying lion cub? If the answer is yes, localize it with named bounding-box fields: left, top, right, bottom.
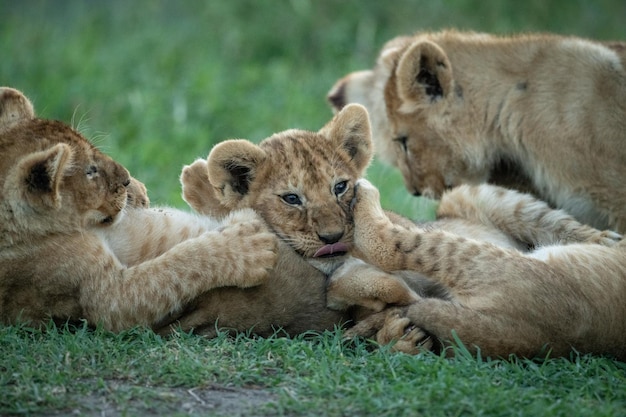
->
left=329, top=30, right=626, bottom=232
left=0, top=87, right=279, bottom=331
left=344, top=178, right=626, bottom=360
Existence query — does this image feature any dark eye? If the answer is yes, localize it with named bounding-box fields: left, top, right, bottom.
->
left=334, top=180, right=348, bottom=196
left=281, top=193, right=302, bottom=206
left=394, top=136, right=408, bottom=153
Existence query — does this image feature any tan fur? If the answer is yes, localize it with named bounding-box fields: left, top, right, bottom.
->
left=343, top=179, right=626, bottom=360
left=172, top=104, right=393, bottom=335
left=178, top=104, right=624, bottom=356
left=329, top=30, right=626, bottom=232
left=0, top=87, right=278, bottom=332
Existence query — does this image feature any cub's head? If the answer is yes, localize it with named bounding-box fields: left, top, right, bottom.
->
left=328, top=33, right=490, bottom=199
left=182, top=104, right=372, bottom=274
left=0, top=87, right=145, bottom=238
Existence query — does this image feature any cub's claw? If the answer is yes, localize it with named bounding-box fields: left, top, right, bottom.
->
left=375, top=309, right=433, bottom=355
left=345, top=307, right=433, bottom=355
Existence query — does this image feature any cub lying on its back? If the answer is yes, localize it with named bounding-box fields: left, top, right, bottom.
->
left=0, top=87, right=277, bottom=331
left=343, top=178, right=626, bottom=360
left=329, top=30, right=626, bottom=232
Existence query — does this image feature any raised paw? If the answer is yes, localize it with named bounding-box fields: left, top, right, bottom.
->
left=375, top=308, right=433, bottom=355
left=126, top=177, right=150, bottom=208
left=181, top=159, right=232, bottom=217
left=351, top=179, right=385, bottom=221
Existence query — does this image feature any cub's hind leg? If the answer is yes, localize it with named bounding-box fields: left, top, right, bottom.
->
left=437, top=184, right=622, bottom=247
left=362, top=300, right=551, bottom=359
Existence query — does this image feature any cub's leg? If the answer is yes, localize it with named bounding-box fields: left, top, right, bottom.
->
left=85, top=210, right=278, bottom=331
left=326, top=257, right=420, bottom=312
left=359, top=299, right=559, bottom=359
left=438, top=184, right=622, bottom=247
left=351, top=179, right=570, bottom=289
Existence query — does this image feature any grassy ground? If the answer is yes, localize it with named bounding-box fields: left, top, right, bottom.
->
left=2, top=1, right=626, bottom=415
left=3, top=323, right=626, bottom=416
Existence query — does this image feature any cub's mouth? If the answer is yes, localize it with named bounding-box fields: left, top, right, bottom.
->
left=313, top=242, right=349, bottom=258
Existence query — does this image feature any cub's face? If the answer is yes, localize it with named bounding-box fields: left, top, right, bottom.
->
left=328, top=36, right=489, bottom=199
left=249, top=130, right=359, bottom=273
left=2, top=119, right=134, bottom=233
left=184, top=104, right=373, bottom=274
left=60, top=130, right=132, bottom=227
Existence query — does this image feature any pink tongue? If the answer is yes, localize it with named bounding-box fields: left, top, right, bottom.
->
left=313, top=242, right=349, bottom=257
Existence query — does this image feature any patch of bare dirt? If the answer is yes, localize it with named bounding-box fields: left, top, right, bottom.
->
left=42, top=381, right=278, bottom=416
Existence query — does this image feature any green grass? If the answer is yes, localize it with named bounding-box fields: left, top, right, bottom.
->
left=2, top=1, right=626, bottom=415
left=2, top=324, right=626, bottom=416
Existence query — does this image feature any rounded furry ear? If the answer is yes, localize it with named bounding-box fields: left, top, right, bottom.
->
left=0, top=87, right=35, bottom=133
left=206, top=139, right=266, bottom=209
left=320, top=103, right=373, bottom=174
left=396, top=40, right=453, bottom=110
left=13, top=143, right=73, bottom=209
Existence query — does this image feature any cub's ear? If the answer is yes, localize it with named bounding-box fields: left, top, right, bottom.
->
left=14, top=143, right=73, bottom=209
left=0, top=87, right=35, bottom=133
left=206, top=139, right=266, bottom=210
left=320, top=103, right=373, bottom=174
left=395, top=40, right=452, bottom=109
left=180, top=158, right=233, bottom=218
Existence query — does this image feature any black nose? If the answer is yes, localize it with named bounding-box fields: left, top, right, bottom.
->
left=412, top=190, right=422, bottom=197
left=318, top=231, right=344, bottom=244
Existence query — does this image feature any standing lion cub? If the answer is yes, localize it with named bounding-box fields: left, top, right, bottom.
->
left=329, top=30, right=626, bottom=232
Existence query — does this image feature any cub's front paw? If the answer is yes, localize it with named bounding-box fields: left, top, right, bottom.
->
left=219, top=219, right=278, bottom=287
left=126, top=177, right=150, bottom=208
left=327, top=258, right=420, bottom=312
left=181, top=159, right=232, bottom=217
left=351, top=179, right=385, bottom=221
left=350, top=180, right=403, bottom=270
left=375, top=308, right=433, bottom=355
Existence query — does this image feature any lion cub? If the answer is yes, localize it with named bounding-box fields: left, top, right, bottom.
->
left=329, top=30, right=626, bottom=232
left=0, top=87, right=278, bottom=332
left=344, top=178, right=626, bottom=360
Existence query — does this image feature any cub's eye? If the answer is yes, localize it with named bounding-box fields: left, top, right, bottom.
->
left=394, top=136, right=408, bottom=153
left=86, top=165, right=98, bottom=177
left=281, top=193, right=302, bottom=206
left=334, top=180, right=348, bottom=196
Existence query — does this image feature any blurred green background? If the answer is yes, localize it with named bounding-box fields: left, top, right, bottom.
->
left=2, top=0, right=624, bottom=217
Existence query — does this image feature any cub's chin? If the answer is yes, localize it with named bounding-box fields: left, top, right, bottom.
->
left=307, top=254, right=350, bottom=276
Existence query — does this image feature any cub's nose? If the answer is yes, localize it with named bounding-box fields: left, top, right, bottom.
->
left=318, top=231, right=344, bottom=244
